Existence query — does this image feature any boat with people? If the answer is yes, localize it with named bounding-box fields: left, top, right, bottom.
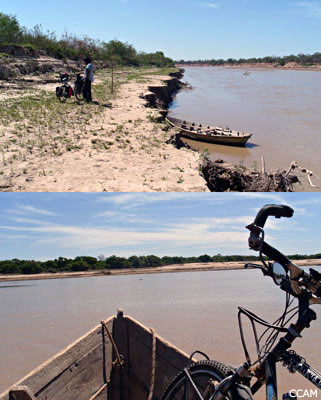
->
left=0, top=309, right=191, bottom=400
left=166, top=116, right=252, bottom=147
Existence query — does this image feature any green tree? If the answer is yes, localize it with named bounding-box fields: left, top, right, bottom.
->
left=102, top=39, right=138, bottom=65
left=199, top=254, right=212, bottom=262
left=105, top=255, right=130, bottom=269
left=0, top=13, right=21, bottom=44
left=21, top=261, right=42, bottom=274
left=144, top=255, right=162, bottom=267
left=128, top=255, right=143, bottom=268
left=69, top=260, right=89, bottom=272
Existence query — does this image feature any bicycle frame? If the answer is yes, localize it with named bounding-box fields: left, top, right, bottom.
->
left=247, top=348, right=321, bottom=400
left=281, top=351, right=321, bottom=389
left=265, top=356, right=278, bottom=400
left=248, top=353, right=319, bottom=400
left=178, top=303, right=320, bottom=400
left=164, top=205, right=321, bottom=400
left=248, top=292, right=319, bottom=400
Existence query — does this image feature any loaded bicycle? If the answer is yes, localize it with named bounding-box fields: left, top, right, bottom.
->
left=74, top=73, right=84, bottom=101
left=161, top=204, right=321, bottom=400
left=56, top=72, right=84, bottom=102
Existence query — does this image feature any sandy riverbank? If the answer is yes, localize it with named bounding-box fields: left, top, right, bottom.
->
left=0, top=68, right=207, bottom=192
left=1, top=259, right=320, bottom=282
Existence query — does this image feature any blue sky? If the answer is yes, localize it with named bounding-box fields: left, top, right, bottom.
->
left=0, top=192, right=320, bottom=260
left=1, top=0, right=321, bottom=60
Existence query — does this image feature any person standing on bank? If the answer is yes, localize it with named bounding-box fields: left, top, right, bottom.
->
left=83, top=57, right=94, bottom=102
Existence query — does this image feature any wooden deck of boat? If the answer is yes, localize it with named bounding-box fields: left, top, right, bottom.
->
left=1, top=310, right=191, bottom=400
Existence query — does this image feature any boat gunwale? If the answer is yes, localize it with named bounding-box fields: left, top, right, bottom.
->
left=0, top=316, right=115, bottom=400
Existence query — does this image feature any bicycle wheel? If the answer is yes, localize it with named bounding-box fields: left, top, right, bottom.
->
left=160, top=360, right=234, bottom=400
left=59, top=85, right=68, bottom=103
left=75, top=84, right=84, bottom=101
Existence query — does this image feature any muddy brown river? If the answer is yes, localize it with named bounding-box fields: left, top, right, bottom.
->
left=169, top=67, right=321, bottom=191
left=0, top=269, right=320, bottom=397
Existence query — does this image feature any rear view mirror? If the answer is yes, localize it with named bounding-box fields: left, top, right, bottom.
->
left=272, top=262, right=287, bottom=285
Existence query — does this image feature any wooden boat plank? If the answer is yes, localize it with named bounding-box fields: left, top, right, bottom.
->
left=36, top=342, right=110, bottom=400
left=127, top=315, right=191, bottom=370
left=126, top=315, right=193, bottom=399
left=0, top=317, right=114, bottom=400
left=110, top=310, right=130, bottom=400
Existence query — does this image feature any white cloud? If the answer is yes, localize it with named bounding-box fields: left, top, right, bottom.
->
left=294, top=1, right=321, bottom=17
left=97, top=192, right=288, bottom=211
left=0, top=219, right=247, bottom=252
left=199, top=2, right=220, bottom=8
left=208, top=216, right=252, bottom=226
left=0, top=233, right=31, bottom=240
left=291, top=196, right=321, bottom=206
left=1, top=204, right=302, bottom=256
left=10, top=217, right=55, bottom=225
left=233, top=192, right=286, bottom=203
left=94, top=210, right=154, bottom=224
left=95, top=210, right=121, bottom=218
left=15, top=205, right=59, bottom=217
left=97, top=193, right=197, bottom=208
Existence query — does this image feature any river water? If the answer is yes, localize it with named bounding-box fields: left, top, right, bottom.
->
left=0, top=269, right=320, bottom=397
left=169, top=67, right=321, bottom=191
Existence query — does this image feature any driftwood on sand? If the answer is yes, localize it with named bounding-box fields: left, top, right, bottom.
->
left=166, top=127, right=321, bottom=192
left=166, top=132, right=300, bottom=192
left=201, top=158, right=299, bottom=192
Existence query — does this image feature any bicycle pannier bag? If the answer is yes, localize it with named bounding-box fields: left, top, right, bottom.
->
left=68, top=86, right=73, bottom=98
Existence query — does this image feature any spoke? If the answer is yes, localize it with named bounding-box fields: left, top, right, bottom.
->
left=183, top=368, right=205, bottom=400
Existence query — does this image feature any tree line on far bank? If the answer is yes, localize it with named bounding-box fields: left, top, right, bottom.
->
left=178, top=53, right=321, bottom=67
left=0, top=253, right=320, bottom=275
left=0, top=12, right=174, bottom=68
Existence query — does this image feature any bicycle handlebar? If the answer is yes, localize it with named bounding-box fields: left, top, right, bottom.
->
left=247, top=231, right=291, bottom=271
left=253, top=204, right=294, bottom=228
left=247, top=204, right=321, bottom=299
left=247, top=204, right=294, bottom=269
left=261, top=242, right=291, bottom=270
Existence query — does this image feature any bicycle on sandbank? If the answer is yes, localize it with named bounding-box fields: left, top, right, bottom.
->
left=56, top=72, right=84, bottom=103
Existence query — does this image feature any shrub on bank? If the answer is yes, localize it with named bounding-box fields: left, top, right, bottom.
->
left=1, top=253, right=320, bottom=276
left=179, top=53, right=321, bottom=68
left=0, top=12, right=175, bottom=68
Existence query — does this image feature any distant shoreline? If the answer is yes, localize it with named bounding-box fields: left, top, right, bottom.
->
left=1, top=259, right=320, bottom=282
left=176, top=63, right=321, bottom=72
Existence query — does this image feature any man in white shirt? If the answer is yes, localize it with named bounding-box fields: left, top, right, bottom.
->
left=83, top=57, right=94, bottom=102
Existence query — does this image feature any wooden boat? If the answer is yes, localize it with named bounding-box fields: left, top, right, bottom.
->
left=166, top=116, right=252, bottom=147
left=0, top=309, right=191, bottom=400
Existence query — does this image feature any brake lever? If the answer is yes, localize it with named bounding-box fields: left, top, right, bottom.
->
left=244, top=263, right=271, bottom=277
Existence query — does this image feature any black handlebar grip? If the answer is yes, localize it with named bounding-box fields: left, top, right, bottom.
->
left=254, top=204, right=294, bottom=228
